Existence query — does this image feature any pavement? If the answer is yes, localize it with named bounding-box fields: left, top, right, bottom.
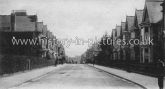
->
left=0, top=64, right=144, bottom=89
left=88, top=64, right=160, bottom=89
left=0, top=64, right=65, bottom=89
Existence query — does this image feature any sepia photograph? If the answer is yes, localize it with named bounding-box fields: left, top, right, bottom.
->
left=0, top=0, right=165, bottom=89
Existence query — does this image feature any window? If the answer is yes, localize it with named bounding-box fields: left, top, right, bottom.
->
left=145, top=27, right=149, bottom=33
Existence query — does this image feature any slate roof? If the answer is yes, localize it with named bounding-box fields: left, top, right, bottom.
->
left=116, top=26, right=121, bottom=37
left=37, top=22, right=44, bottom=32
left=43, top=25, right=48, bottom=36
left=121, top=22, right=126, bottom=32
left=126, top=16, right=134, bottom=31
left=0, top=15, right=11, bottom=31
left=144, top=0, right=163, bottom=23
left=112, top=29, right=116, bottom=38
left=135, top=10, right=143, bottom=25
left=15, top=16, right=36, bottom=32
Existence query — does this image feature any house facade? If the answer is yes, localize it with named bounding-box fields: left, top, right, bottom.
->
left=140, top=0, right=163, bottom=63
left=133, top=10, right=143, bottom=62
left=125, top=16, right=135, bottom=61
left=112, top=28, right=118, bottom=60
left=116, top=26, right=122, bottom=61
left=121, top=22, right=126, bottom=61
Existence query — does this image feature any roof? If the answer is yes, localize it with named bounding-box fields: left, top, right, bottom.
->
left=43, top=25, right=47, bottom=32
left=144, top=1, right=163, bottom=23
left=135, top=10, right=143, bottom=25
left=15, top=16, right=36, bottom=32
left=12, top=10, right=27, bottom=16
left=0, top=15, right=11, bottom=31
left=112, top=29, right=116, bottom=38
left=126, top=16, right=134, bottom=31
left=37, top=22, right=44, bottom=32
left=46, top=30, right=52, bottom=38
left=121, top=22, right=126, bottom=32
left=116, top=26, right=121, bottom=37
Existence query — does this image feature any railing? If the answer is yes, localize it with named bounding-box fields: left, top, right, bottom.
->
left=96, top=60, right=161, bottom=77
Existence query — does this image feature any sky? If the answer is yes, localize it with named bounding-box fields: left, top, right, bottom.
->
left=0, top=0, right=145, bottom=57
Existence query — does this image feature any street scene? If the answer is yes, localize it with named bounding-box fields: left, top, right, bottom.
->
left=0, top=0, right=165, bottom=89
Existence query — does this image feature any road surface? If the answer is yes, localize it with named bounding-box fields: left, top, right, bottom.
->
left=10, top=64, right=143, bottom=89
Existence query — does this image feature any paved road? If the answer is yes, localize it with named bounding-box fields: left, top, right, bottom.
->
left=10, top=64, right=143, bottom=89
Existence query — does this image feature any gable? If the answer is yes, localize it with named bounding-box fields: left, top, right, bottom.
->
left=143, top=6, right=150, bottom=23
left=143, top=1, right=163, bottom=24
left=136, top=10, right=143, bottom=25
left=126, top=16, right=134, bottom=32
left=121, top=22, right=126, bottom=32
left=116, top=26, right=121, bottom=37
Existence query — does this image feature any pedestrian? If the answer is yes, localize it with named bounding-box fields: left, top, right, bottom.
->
left=157, top=59, right=165, bottom=89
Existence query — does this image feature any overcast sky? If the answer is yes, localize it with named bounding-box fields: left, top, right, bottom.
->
left=0, top=0, right=145, bottom=57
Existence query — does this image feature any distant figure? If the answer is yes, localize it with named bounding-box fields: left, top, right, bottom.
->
left=157, top=59, right=165, bottom=89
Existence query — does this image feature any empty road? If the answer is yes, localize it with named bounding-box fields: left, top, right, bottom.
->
left=10, top=64, right=143, bottom=89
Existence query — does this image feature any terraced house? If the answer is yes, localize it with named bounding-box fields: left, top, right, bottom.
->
left=125, top=16, right=135, bottom=62
left=140, top=0, right=163, bottom=63
left=133, top=9, right=143, bottom=62
left=112, top=28, right=118, bottom=60
left=116, top=26, right=122, bottom=61
left=112, top=25, right=121, bottom=61
left=0, top=10, right=66, bottom=74
left=109, top=0, right=164, bottom=75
